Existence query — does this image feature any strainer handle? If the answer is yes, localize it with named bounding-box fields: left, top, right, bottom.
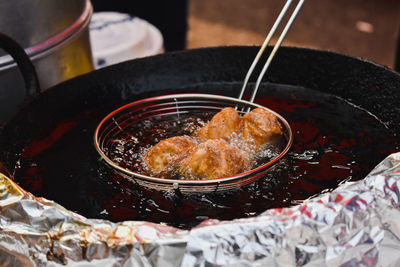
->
left=0, top=32, right=41, bottom=98
left=238, top=0, right=305, bottom=104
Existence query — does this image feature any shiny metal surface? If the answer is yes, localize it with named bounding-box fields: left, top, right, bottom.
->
left=0, top=0, right=93, bottom=123
left=0, top=0, right=86, bottom=57
left=238, top=0, right=305, bottom=104
left=94, top=93, right=293, bottom=193
left=0, top=151, right=399, bottom=266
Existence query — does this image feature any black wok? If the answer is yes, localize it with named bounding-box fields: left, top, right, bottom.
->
left=0, top=44, right=399, bottom=227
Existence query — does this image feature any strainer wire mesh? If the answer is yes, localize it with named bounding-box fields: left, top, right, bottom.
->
left=94, top=94, right=292, bottom=193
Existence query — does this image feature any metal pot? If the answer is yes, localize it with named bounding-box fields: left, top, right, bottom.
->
left=0, top=0, right=93, bottom=123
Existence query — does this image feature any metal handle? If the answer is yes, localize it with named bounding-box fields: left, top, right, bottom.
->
left=238, top=0, right=305, bottom=104
left=0, top=32, right=41, bottom=98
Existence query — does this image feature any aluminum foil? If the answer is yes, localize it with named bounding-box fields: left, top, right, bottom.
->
left=1, top=152, right=400, bottom=266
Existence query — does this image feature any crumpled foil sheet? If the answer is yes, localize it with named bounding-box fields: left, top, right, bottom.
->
left=1, top=152, right=400, bottom=266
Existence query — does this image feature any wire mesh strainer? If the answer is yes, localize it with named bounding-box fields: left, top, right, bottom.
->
left=94, top=0, right=305, bottom=193
left=94, top=94, right=293, bottom=193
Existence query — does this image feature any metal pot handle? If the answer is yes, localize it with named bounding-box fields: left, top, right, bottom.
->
left=0, top=32, right=41, bottom=97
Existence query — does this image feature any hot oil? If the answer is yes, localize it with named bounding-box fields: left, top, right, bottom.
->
left=12, top=86, right=399, bottom=229
left=105, top=113, right=212, bottom=178
left=104, top=112, right=282, bottom=179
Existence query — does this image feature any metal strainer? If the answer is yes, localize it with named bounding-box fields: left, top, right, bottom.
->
left=94, top=94, right=293, bottom=193
left=94, top=0, right=304, bottom=192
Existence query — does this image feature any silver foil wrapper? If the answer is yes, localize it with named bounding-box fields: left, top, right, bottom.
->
left=1, top=152, right=400, bottom=266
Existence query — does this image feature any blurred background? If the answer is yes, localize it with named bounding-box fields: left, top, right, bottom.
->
left=91, top=0, right=400, bottom=69
left=186, top=0, right=400, bottom=69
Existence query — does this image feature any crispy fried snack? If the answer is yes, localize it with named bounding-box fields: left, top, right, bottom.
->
left=240, top=107, right=283, bottom=147
left=179, top=139, right=250, bottom=180
left=197, top=107, right=241, bottom=141
left=144, top=136, right=196, bottom=178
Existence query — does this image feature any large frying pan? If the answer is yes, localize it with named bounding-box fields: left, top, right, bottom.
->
left=2, top=44, right=399, bottom=163
left=1, top=41, right=400, bottom=225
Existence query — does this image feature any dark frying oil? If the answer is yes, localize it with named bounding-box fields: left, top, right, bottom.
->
left=13, top=86, right=399, bottom=229
left=104, top=113, right=213, bottom=178
left=104, top=113, right=283, bottom=178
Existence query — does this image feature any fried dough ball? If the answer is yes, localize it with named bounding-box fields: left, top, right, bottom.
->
left=179, top=139, right=250, bottom=180
left=197, top=107, right=241, bottom=141
left=144, top=136, right=196, bottom=178
left=240, top=107, right=283, bottom=147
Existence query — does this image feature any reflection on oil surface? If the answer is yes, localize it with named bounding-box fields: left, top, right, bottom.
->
left=14, top=84, right=399, bottom=229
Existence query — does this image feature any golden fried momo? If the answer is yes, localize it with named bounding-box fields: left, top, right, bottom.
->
left=179, top=139, right=250, bottom=180
left=144, top=136, right=196, bottom=178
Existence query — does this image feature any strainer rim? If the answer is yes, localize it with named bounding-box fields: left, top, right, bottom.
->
left=94, top=93, right=293, bottom=187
